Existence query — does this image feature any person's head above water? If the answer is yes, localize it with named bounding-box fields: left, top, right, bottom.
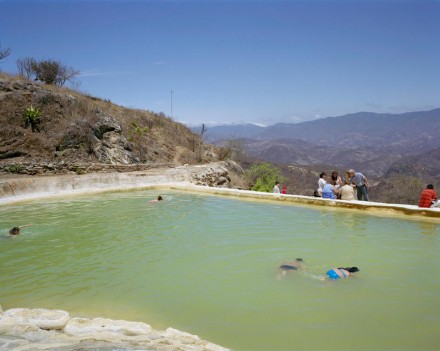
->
left=339, top=266, right=359, bottom=273
left=9, top=227, right=20, bottom=235
left=8, top=224, right=32, bottom=236
left=157, top=195, right=163, bottom=201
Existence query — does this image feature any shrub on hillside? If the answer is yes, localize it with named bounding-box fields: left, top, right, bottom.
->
left=246, top=162, right=284, bottom=192
left=16, top=58, right=79, bottom=87
left=24, top=105, right=41, bottom=132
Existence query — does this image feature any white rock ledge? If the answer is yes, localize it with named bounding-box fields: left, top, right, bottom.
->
left=0, top=306, right=229, bottom=351
left=2, top=308, right=70, bottom=330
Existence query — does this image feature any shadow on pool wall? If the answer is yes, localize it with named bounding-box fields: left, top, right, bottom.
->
left=1, top=164, right=439, bottom=222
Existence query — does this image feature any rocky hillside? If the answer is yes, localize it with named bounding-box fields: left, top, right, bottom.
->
left=0, top=73, right=219, bottom=172
left=238, top=138, right=405, bottom=177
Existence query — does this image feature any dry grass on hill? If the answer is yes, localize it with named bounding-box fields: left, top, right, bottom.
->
left=0, top=73, right=219, bottom=167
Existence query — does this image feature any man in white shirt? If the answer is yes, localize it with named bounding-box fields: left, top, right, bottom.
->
left=273, top=181, right=281, bottom=194
left=317, top=172, right=327, bottom=196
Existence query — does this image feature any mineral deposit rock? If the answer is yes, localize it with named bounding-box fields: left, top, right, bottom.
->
left=64, top=317, right=152, bottom=336
left=2, top=308, right=70, bottom=330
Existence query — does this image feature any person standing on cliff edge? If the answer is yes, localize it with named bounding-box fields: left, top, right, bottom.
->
left=349, top=169, right=369, bottom=201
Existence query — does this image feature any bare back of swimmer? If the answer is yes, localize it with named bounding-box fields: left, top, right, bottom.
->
left=326, top=267, right=359, bottom=280
left=277, top=258, right=304, bottom=278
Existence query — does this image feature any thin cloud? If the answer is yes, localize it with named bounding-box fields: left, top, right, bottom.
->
left=388, top=105, right=436, bottom=113
left=182, top=120, right=251, bottom=128
left=365, top=102, right=383, bottom=110
left=79, top=70, right=132, bottom=78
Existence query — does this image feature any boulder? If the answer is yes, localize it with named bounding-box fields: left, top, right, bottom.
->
left=90, top=112, right=138, bottom=164
left=93, top=112, right=122, bottom=139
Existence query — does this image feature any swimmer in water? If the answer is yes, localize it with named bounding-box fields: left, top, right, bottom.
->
left=326, top=267, right=359, bottom=280
left=149, top=195, right=163, bottom=203
left=277, top=258, right=304, bottom=278
left=8, top=224, right=32, bottom=237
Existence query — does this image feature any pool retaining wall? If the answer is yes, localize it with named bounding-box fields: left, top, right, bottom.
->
left=1, top=162, right=438, bottom=221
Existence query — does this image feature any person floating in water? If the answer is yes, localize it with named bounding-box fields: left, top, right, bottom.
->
left=149, top=195, right=163, bottom=203
left=326, top=267, right=359, bottom=280
left=277, top=258, right=304, bottom=278
left=9, top=224, right=32, bottom=237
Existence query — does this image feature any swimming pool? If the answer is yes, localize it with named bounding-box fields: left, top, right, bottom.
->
left=1, top=190, right=439, bottom=350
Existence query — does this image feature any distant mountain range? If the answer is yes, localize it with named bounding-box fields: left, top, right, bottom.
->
left=199, top=108, right=440, bottom=177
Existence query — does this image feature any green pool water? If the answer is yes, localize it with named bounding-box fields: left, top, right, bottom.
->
left=1, top=190, right=439, bottom=350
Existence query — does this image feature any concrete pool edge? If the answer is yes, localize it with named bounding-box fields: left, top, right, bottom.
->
left=170, top=184, right=440, bottom=221
left=1, top=163, right=439, bottom=221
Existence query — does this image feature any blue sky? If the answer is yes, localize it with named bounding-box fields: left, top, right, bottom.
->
left=1, top=0, right=439, bottom=126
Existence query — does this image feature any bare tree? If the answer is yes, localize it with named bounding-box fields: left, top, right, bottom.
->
left=220, top=139, right=246, bottom=162
left=16, top=57, right=37, bottom=79
left=199, top=123, right=207, bottom=141
left=56, top=64, right=80, bottom=87
left=192, top=123, right=208, bottom=162
left=0, top=43, right=11, bottom=62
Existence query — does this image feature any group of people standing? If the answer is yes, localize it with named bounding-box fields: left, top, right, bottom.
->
left=317, top=169, right=369, bottom=201
left=272, top=170, right=439, bottom=209
left=273, top=169, right=369, bottom=201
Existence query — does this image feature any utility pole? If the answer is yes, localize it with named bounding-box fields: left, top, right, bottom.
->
left=170, top=90, right=173, bottom=119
